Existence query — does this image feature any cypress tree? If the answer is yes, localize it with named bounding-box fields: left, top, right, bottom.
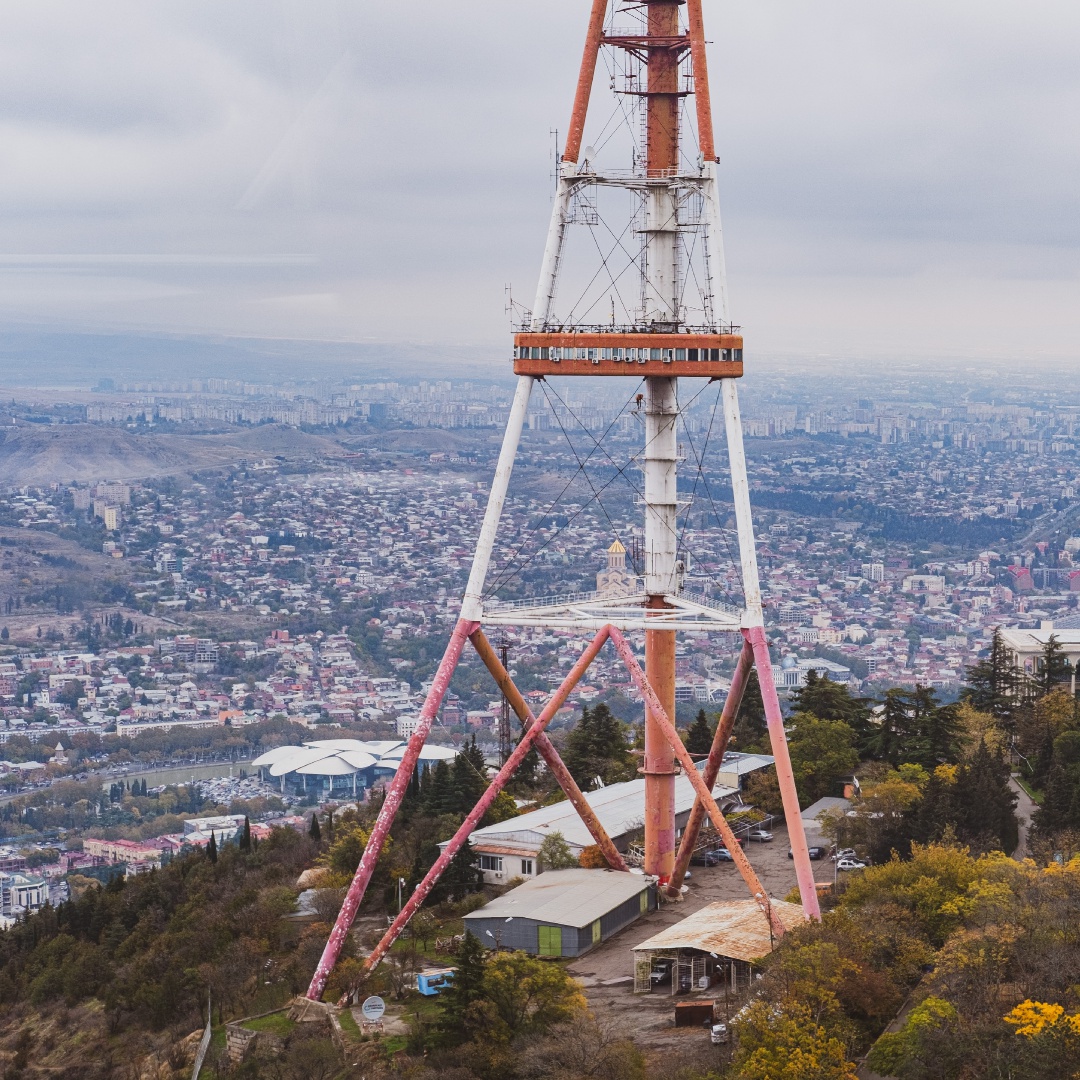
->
left=309, top=813, right=321, bottom=842
left=731, top=669, right=769, bottom=752
left=685, top=709, right=715, bottom=756
left=1035, top=765, right=1073, bottom=836
left=207, top=831, right=217, bottom=864
left=436, top=931, right=488, bottom=1045
left=451, top=738, right=489, bottom=815
left=239, top=816, right=251, bottom=852
left=424, top=759, right=455, bottom=815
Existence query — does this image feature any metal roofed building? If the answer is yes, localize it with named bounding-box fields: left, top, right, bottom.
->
left=631, top=898, right=807, bottom=994
left=999, top=626, right=1080, bottom=693
left=452, top=752, right=775, bottom=884
left=463, top=868, right=656, bottom=957
left=251, top=739, right=458, bottom=801
left=800, top=796, right=851, bottom=846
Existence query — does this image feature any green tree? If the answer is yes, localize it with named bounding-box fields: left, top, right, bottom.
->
left=953, top=742, right=1019, bottom=853
left=422, top=759, right=455, bottom=815
left=436, top=931, right=488, bottom=1045
left=868, top=686, right=960, bottom=769
left=732, top=668, right=769, bottom=752
left=478, top=950, right=587, bottom=1042
left=450, top=737, right=489, bottom=815
left=684, top=708, right=715, bottom=756
left=791, top=671, right=874, bottom=747
left=207, top=831, right=217, bottom=864
left=537, top=830, right=578, bottom=871
left=733, top=1000, right=858, bottom=1080
left=308, top=813, right=321, bottom=842
left=963, top=626, right=1022, bottom=727
left=239, top=816, right=252, bottom=853
left=1036, top=634, right=1072, bottom=696
left=562, top=703, right=632, bottom=788
left=787, top=715, right=859, bottom=807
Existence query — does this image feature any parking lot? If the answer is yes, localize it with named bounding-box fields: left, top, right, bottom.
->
left=566, top=824, right=840, bottom=1051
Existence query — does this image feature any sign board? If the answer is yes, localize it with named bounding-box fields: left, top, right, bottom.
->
left=361, top=996, right=386, bottom=1022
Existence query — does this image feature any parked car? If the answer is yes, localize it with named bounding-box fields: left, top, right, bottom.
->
left=788, top=846, right=826, bottom=860
left=691, top=850, right=721, bottom=867
left=747, top=829, right=773, bottom=842
left=715, top=847, right=735, bottom=861
left=836, top=858, right=867, bottom=872
left=831, top=848, right=857, bottom=862
left=710, top=1022, right=729, bottom=1045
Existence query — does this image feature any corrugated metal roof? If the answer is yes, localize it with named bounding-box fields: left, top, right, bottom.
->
left=463, top=868, right=648, bottom=929
left=455, top=752, right=773, bottom=852
left=631, top=898, right=807, bottom=962
left=472, top=843, right=537, bottom=857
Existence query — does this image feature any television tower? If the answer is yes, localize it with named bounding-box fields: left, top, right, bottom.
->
left=307, top=0, right=820, bottom=1001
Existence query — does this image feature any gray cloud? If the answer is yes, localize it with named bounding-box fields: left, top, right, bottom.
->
left=0, top=0, right=1076, bottom=360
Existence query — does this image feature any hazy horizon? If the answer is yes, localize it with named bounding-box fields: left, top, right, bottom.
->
left=0, top=1, right=1077, bottom=364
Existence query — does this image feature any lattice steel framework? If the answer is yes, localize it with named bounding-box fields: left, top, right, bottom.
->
left=307, top=0, right=819, bottom=1002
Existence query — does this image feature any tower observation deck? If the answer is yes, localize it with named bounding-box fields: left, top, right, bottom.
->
left=305, top=0, right=821, bottom=1003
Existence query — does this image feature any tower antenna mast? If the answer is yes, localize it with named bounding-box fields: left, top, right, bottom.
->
left=306, top=0, right=820, bottom=1002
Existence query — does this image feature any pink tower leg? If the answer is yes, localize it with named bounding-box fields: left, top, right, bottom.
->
left=361, top=627, right=611, bottom=973
left=744, top=625, right=821, bottom=919
left=305, top=617, right=477, bottom=1001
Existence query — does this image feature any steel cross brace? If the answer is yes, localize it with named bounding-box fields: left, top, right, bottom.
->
left=665, top=637, right=754, bottom=896
left=606, top=626, right=787, bottom=939
left=305, top=617, right=477, bottom=1001
left=361, top=627, right=616, bottom=974
left=469, top=628, right=628, bottom=873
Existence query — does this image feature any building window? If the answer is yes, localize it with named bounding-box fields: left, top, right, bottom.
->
left=478, top=855, right=503, bottom=873
left=521, top=858, right=534, bottom=876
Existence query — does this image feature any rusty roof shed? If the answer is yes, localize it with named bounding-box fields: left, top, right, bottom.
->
left=631, top=898, right=807, bottom=963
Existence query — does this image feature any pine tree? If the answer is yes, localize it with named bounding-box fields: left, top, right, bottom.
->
left=963, top=626, right=1022, bottom=727
left=685, top=709, right=715, bottom=756
left=509, top=721, right=540, bottom=793
left=207, top=831, right=217, bottom=864
left=449, top=837, right=484, bottom=898
left=868, top=685, right=960, bottom=768
left=424, top=759, right=455, bottom=815
left=309, top=813, right=321, bottom=842
left=562, top=703, right=631, bottom=787
left=955, top=742, right=1019, bottom=853
left=1037, top=634, right=1072, bottom=696
left=239, top=816, right=251, bottom=852
left=791, top=671, right=875, bottom=748
left=1034, top=765, right=1074, bottom=836
left=436, top=931, right=488, bottom=1044
left=450, top=737, right=489, bottom=815
left=563, top=705, right=597, bottom=787
left=731, top=669, right=769, bottom=752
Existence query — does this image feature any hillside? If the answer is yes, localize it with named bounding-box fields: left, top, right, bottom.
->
left=0, top=423, right=347, bottom=486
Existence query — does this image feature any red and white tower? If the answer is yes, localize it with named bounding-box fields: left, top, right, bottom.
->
left=307, top=0, right=820, bottom=1002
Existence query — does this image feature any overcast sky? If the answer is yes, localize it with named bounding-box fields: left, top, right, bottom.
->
left=0, top=0, right=1077, bottom=364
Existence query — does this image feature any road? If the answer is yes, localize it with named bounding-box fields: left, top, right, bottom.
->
left=1010, top=776, right=1037, bottom=860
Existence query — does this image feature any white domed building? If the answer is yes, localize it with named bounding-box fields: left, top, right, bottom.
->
left=252, top=739, right=458, bottom=801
